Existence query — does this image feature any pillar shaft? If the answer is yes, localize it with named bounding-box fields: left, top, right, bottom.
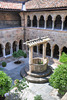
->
left=10, top=45, right=13, bottom=54
left=51, top=49, right=53, bottom=58
left=37, top=45, right=39, bottom=54
left=29, top=46, right=33, bottom=72
left=52, top=20, right=55, bottom=30
left=45, top=20, right=47, bottom=29
left=37, top=20, right=39, bottom=28
left=17, top=45, right=19, bottom=51
left=61, top=21, right=64, bottom=30
left=43, top=43, right=46, bottom=59
left=3, top=48, right=5, bottom=57
left=31, top=20, right=32, bottom=27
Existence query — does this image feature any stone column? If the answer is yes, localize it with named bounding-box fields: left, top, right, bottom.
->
left=52, top=20, right=55, bottom=30
left=51, top=47, right=53, bottom=58
left=52, top=17, right=55, bottom=30
left=29, top=46, right=33, bottom=72
left=37, top=16, right=40, bottom=28
left=10, top=44, right=13, bottom=55
left=61, top=17, right=65, bottom=31
left=3, top=46, right=5, bottom=57
left=31, top=20, right=32, bottom=27
left=30, top=16, right=33, bottom=27
left=17, top=44, right=19, bottom=52
left=43, top=43, right=46, bottom=59
left=59, top=49, right=61, bottom=60
left=44, top=19, right=47, bottom=29
left=37, top=45, right=39, bottom=55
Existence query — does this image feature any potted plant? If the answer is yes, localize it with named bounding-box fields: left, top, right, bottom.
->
left=0, top=71, right=12, bottom=100
left=2, top=62, right=7, bottom=67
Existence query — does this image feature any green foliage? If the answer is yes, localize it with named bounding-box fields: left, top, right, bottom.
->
left=0, top=71, right=12, bottom=97
left=12, top=51, right=20, bottom=58
left=34, top=95, right=43, bottom=100
left=49, top=64, right=67, bottom=95
left=2, top=62, right=7, bottom=67
left=24, top=53, right=27, bottom=58
left=12, top=50, right=27, bottom=59
left=60, top=52, right=67, bottom=64
left=38, top=61, right=43, bottom=64
left=13, top=78, right=29, bottom=92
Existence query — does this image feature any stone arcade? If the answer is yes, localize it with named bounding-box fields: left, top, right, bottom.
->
left=0, top=0, right=67, bottom=61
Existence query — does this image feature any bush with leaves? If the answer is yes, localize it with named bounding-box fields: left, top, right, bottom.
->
left=13, top=50, right=27, bottom=63
left=2, top=62, right=7, bottom=67
left=13, top=78, right=29, bottom=92
left=49, top=64, right=67, bottom=95
left=60, top=52, right=67, bottom=64
left=0, top=71, right=12, bottom=97
left=34, top=95, right=43, bottom=100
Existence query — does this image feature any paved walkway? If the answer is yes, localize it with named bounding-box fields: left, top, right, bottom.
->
left=0, top=56, right=61, bottom=100
left=0, top=57, right=29, bottom=83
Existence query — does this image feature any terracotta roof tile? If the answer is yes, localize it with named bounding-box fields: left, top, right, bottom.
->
left=0, top=1, right=22, bottom=9
left=25, top=0, right=67, bottom=9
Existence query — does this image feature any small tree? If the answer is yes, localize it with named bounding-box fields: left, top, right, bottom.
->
left=13, top=50, right=26, bottom=64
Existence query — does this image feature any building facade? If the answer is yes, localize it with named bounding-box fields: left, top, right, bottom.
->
left=0, top=0, right=67, bottom=60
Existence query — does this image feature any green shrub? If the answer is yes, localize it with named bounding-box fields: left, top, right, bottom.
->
left=13, top=78, right=29, bottom=92
left=0, top=71, right=12, bottom=96
left=24, top=53, right=27, bottom=58
left=34, top=95, right=43, bottom=100
left=2, top=62, right=7, bottom=67
left=60, top=52, right=67, bottom=64
left=17, top=49, right=24, bottom=56
left=49, top=64, right=67, bottom=95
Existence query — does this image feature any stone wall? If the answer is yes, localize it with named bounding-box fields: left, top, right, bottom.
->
left=25, top=27, right=67, bottom=53
left=0, top=27, right=24, bottom=47
left=0, top=12, right=21, bottom=28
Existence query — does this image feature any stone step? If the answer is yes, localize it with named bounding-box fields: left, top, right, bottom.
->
left=25, top=75, right=50, bottom=83
left=27, top=67, right=52, bottom=78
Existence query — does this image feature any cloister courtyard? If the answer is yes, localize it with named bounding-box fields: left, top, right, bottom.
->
left=0, top=53, right=62, bottom=100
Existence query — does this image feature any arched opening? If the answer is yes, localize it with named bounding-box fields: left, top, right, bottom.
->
left=46, top=15, right=52, bottom=28
left=39, top=44, right=43, bottom=54
left=33, top=15, right=37, bottom=27
left=19, top=40, right=23, bottom=50
left=33, top=46, right=37, bottom=52
left=63, top=16, right=67, bottom=30
left=5, top=42, right=11, bottom=55
left=13, top=41, right=17, bottom=52
left=39, top=15, right=44, bottom=28
left=27, top=16, right=31, bottom=27
left=62, top=47, right=67, bottom=54
left=0, top=44, right=3, bottom=57
left=54, top=15, right=62, bottom=29
left=46, top=43, right=51, bottom=56
left=53, top=44, right=59, bottom=59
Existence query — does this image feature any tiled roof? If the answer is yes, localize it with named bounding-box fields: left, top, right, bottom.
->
left=0, top=1, right=22, bottom=9
left=25, top=0, right=67, bottom=9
